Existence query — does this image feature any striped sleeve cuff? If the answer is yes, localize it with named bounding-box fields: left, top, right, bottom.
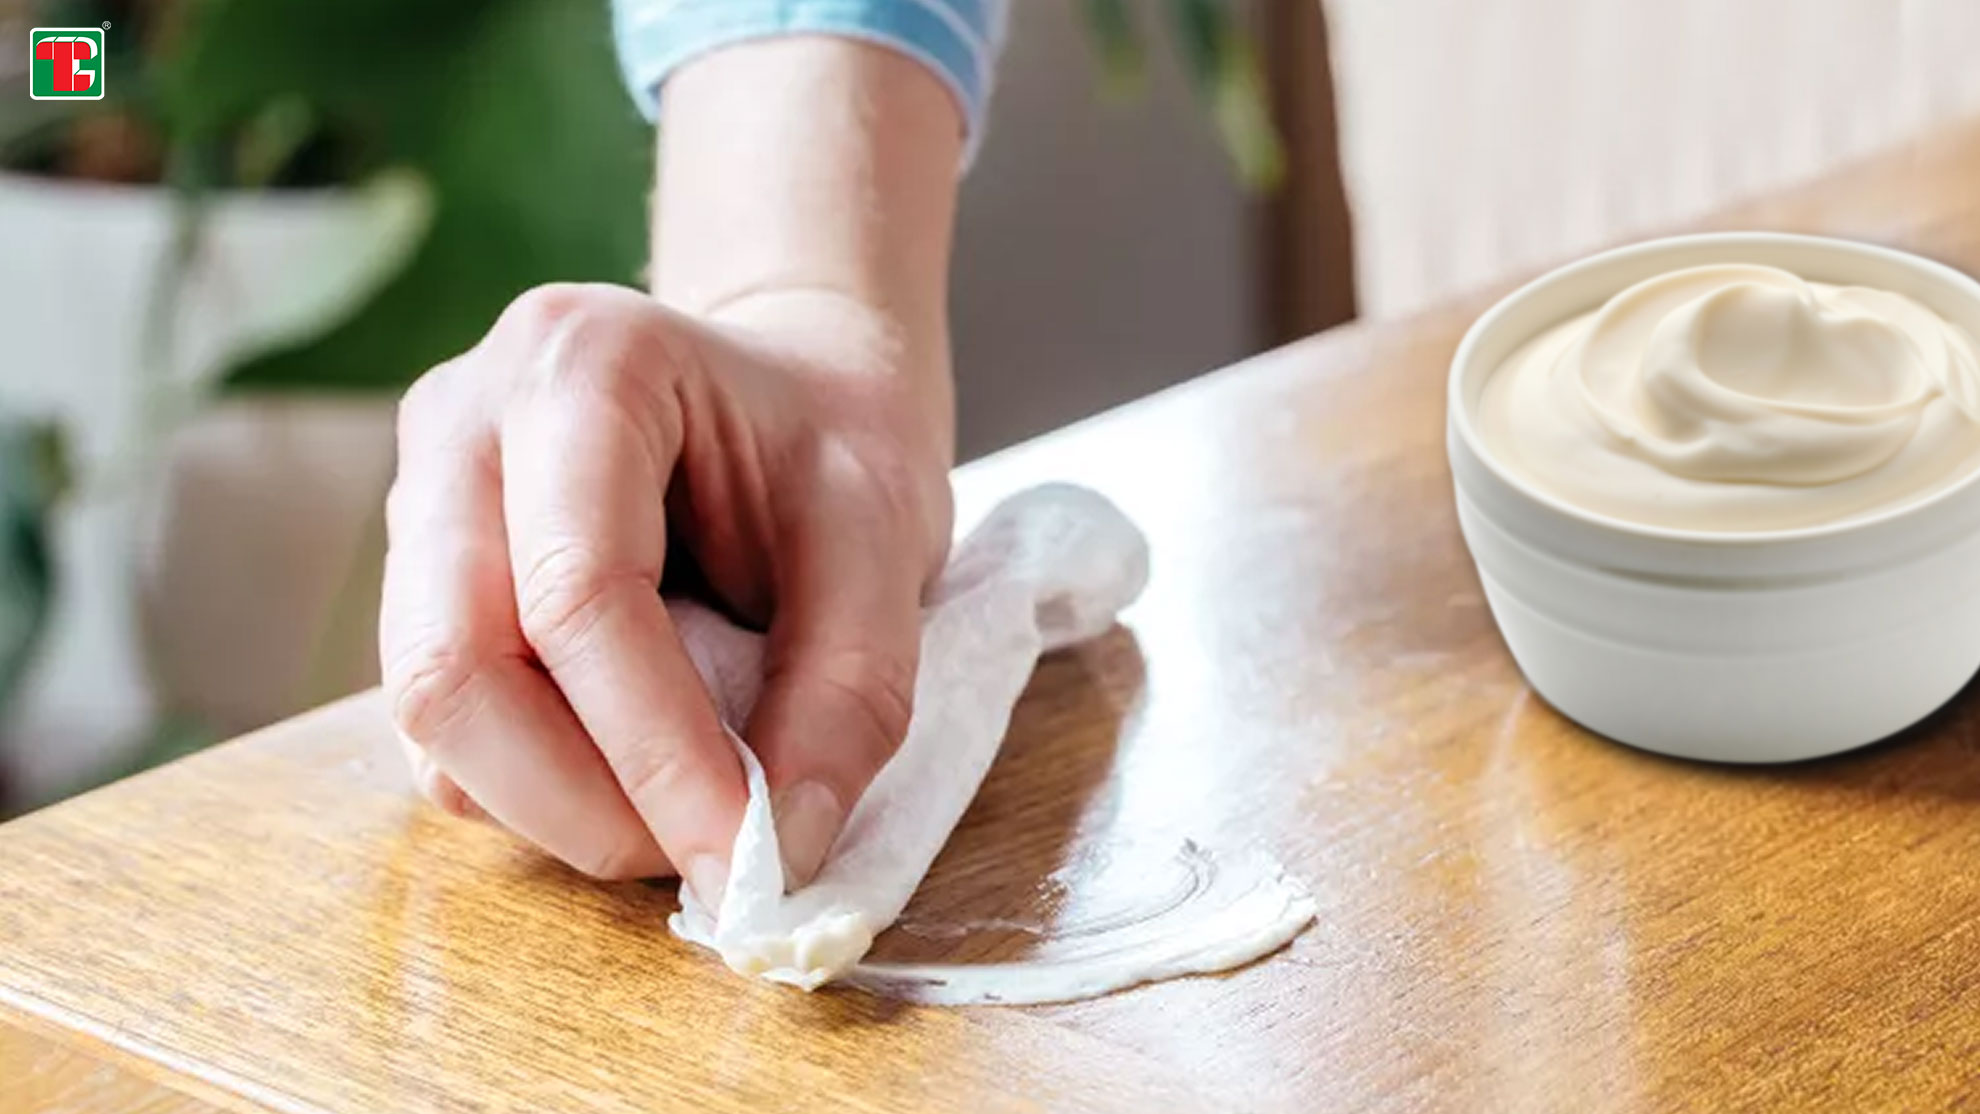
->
left=613, top=0, right=1008, bottom=167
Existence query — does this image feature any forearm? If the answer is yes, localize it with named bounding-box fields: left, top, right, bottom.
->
left=652, top=38, right=962, bottom=443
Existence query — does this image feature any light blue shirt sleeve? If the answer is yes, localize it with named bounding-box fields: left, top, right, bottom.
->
left=612, top=0, right=1009, bottom=164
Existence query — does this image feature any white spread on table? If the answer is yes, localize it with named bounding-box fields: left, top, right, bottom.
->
left=1476, top=264, right=1980, bottom=531
left=847, top=839, right=1316, bottom=1007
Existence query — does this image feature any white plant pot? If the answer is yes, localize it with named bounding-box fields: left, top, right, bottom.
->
left=142, top=396, right=396, bottom=738
left=0, top=170, right=426, bottom=802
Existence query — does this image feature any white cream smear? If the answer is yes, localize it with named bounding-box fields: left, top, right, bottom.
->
left=1477, top=264, right=1980, bottom=531
left=849, top=840, right=1318, bottom=1007
left=666, top=485, right=1316, bottom=1004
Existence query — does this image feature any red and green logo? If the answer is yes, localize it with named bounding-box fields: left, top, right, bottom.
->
left=30, top=27, right=105, bottom=100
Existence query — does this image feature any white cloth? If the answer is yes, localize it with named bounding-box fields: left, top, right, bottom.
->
left=667, top=484, right=1150, bottom=989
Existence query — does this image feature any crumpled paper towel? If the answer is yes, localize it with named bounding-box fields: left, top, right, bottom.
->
left=666, top=483, right=1149, bottom=989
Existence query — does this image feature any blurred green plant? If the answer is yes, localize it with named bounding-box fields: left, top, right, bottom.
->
left=1080, top=0, right=1284, bottom=191
left=178, top=0, right=653, bottom=392
left=1, top=0, right=654, bottom=805
left=0, top=422, right=67, bottom=716
left=5, top=0, right=652, bottom=396
left=0, top=418, right=66, bottom=814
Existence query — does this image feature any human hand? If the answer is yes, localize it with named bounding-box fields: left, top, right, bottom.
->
left=381, top=281, right=954, bottom=904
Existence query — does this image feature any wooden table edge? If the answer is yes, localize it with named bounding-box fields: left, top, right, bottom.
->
left=1, top=990, right=286, bottom=1114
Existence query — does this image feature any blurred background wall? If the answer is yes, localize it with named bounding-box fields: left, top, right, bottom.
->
left=1326, top=0, right=1980, bottom=319
left=952, top=2, right=1264, bottom=459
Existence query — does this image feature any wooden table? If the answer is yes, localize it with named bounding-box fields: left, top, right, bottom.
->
left=8, top=120, right=1980, bottom=1114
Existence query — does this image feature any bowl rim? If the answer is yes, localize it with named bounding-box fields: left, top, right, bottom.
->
left=1447, top=231, right=1980, bottom=547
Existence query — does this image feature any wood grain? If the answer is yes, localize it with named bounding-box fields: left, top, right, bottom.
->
left=6, top=117, right=1980, bottom=1113
left=0, top=1003, right=235, bottom=1114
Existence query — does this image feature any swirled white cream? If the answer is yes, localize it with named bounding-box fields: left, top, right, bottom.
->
left=1477, top=264, right=1980, bottom=531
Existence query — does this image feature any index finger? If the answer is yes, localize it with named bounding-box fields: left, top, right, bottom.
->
left=382, top=361, right=673, bottom=882
left=497, top=292, right=746, bottom=906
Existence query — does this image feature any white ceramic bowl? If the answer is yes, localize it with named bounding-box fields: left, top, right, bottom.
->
left=1448, top=233, right=1980, bottom=763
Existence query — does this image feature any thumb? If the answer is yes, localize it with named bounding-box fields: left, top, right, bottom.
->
left=746, top=498, right=926, bottom=889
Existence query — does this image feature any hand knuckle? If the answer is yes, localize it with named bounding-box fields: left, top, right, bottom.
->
left=503, top=286, right=641, bottom=386
left=385, top=631, right=485, bottom=748
left=395, top=380, right=430, bottom=441
left=514, top=543, right=620, bottom=663
left=420, top=768, right=478, bottom=820
left=382, top=478, right=412, bottom=540
left=502, top=287, right=704, bottom=420
left=808, top=435, right=948, bottom=562
left=503, top=282, right=595, bottom=339
left=569, top=840, right=648, bottom=882
left=381, top=476, right=436, bottom=545
left=816, top=648, right=916, bottom=764
left=614, top=742, right=695, bottom=814
left=396, top=365, right=454, bottom=444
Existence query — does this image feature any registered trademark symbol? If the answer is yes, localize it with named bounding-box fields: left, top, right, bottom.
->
left=101, top=20, right=110, bottom=28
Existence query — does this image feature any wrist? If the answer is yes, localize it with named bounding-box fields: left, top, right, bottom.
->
left=650, top=36, right=960, bottom=433
left=699, top=284, right=955, bottom=460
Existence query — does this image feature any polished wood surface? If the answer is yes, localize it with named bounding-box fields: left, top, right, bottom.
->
left=0, top=1004, right=233, bottom=1114
left=6, top=118, right=1980, bottom=1113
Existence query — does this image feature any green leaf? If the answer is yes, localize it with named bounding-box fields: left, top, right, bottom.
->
left=1080, top=0, right=1147, bottom=102
left=158, top=0, right=479, bottom=150
left=174, top=0, right=650, bottom=393
left=1208, top=30, right=1284, bottom=192
left=1165, top=0, right=1285, bottom=193
left=0, top=421, right=63, bottom=719
left=231, top=95, right=318, bottom=188
left=1166, top=0, right=1223, bottom=92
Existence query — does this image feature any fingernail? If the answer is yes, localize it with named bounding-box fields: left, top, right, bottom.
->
left=687, top=854, right=728, bottom=910
left=774, top=781, right=845, bottom=890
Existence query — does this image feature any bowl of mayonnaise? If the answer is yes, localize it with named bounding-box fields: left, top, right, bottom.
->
left=1448, top=232, right=1980, bottom=762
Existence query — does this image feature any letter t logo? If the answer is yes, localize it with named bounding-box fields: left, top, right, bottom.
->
left=29, top=28, right=106, bottom=100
